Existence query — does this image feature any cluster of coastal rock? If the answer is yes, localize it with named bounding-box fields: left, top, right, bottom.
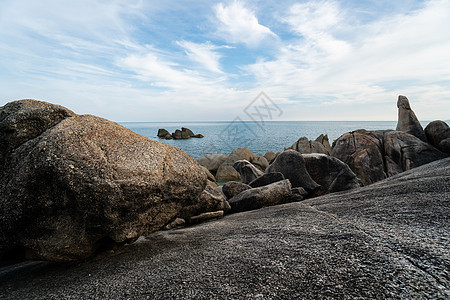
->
left=0, top=96, right=448, bottom=262
left=157, top=127, right=203, bottom=139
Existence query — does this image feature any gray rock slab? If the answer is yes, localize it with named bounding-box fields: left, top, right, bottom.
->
left=1, top=159, right=449, bottom=299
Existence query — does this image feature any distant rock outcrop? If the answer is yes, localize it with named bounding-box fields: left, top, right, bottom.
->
left=396, top=95, right=427, bottom=142
left=0, top=99, right=207, bottom=262
left=158, top=127, right=203, bottom=140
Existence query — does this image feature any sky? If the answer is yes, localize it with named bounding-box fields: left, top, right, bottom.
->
left=0, top=0, right=449, bottom=122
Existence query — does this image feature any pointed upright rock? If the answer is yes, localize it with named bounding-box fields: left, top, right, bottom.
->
left=396, top=95, right=427, bottom=142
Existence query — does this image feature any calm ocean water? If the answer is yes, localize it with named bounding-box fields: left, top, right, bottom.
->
left=121, top=121, right=431, bottom=160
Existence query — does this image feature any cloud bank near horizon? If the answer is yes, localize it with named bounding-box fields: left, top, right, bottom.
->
left=0, top=0, right=449, bottom=122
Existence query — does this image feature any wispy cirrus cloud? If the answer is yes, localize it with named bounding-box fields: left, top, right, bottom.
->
left=176, top=41, right=232, bottom=74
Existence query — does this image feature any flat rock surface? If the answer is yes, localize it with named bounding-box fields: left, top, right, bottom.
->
left=1, top=159, right=449, bottom=299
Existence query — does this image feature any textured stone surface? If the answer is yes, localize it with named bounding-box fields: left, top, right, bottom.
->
left=222, top=181, right=251, bottom=200
left=332, top=129, right=446, bottom=185
left=2, top=159, right=448, bottom=299
left=190, top=210, right=224, bottom=224
left=288, top=136, right=330, bottom=155
left=251, top=155, right=269, bottom=172
left=263, top=151, right=278, bottom=164
left=248, top=172, right=285, bottom=188
left=197, top=153, right=228, bottom=175
left=0, top=101, right=206, bottom=261
left=266, top=150, right=320, bottom=193
left=303, top=153, right=363, bottom=195
left=232, top=160, right=264, bottom=184
left=216, top=148, right=253, bottom=182
left=396, top=95, right=427, bottom=142
left=425, top=120, right=450, bottom=154
left=228, top=179, right=292, bottom=213
left=178, top=186, right=230, bottom=223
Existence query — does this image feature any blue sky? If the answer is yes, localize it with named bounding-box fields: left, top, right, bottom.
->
left=1, top=0, right=449, bottom=121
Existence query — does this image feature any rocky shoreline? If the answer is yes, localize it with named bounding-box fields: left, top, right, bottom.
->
left=0, top=96, right=449, bottom=298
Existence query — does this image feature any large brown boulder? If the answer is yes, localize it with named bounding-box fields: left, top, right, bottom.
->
left=332, top=129, right=447, bottom=185
left=302, top=154, right=363, bottom=196
left=396, top=95, right=427, bottom=142
left=0, top=100, right=207, bottom=261
left=215, top=148, right=253, bottom=182
left=266, top=150, right=320, bottom=193
left=197, top=153, right=228, bottom=175
left=425, top=120, right=450, bottom=154
left=0, top=99, right=76, bottom=168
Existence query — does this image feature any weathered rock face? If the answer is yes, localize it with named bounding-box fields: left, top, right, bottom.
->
left=228, top=179, right=292, bottom=213
left=0, top=99, right=76, bottom=168
left=233, top=160, right=264, bottom=184
left=331, top=130, right=386, bottom=185
left=222, top=181, right=252, bottom=200
left=216, top=148, right=253, bottom=182
left=178, top=186, right=230, bottom=223
left=425, top=120, right=450, bottom=154
left=197, top=153, right=228, bottom=176
left=302, top=154, right=363, bottom=196
left=266, top=150, right=320, bottom=193
left=288, top=136, right=330, bottom=155
left=157, top=128, right=170, bottom=138
left=332, top=129, right=447, bottom=185
left=248, top=172, right=285, bottom=188
left=315, top=134, right=332, bottom=154
left=264, top=152, right=278, bottom=164
left=201, top=166, right=218, bottom=188
left=396, top=95, right=427, bottom=142
left=251, top=155, right=269, bottom=172
left=0, top=101, right=207, bottom=261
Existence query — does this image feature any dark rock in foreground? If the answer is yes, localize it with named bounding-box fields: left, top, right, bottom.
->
left=228, top=179, right=292, bottom=213
left=266, top=150, right=320, bottom=193
left=0, top=100, right=207, bottom=261
left=222, top=181, right=251, bottom=200
left=303, top=153, right=363, bottom=196
left=1, top=158, right=448, bottom=299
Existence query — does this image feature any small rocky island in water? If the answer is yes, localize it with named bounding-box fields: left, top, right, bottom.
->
left=157, top=127, right=204, bottom=139
left=0, top=95, right=449, bottom=299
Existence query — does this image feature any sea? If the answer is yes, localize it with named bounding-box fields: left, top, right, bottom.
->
left=121, top=121, right=432, bottom=160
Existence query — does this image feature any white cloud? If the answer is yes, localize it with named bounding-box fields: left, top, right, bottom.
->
left=214, top=1, right=277, bottom=47
left=176, top=41, right=228, bottom=74
left=244, top=0, right=450, bottom=120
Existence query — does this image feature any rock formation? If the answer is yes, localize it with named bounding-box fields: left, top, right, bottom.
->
left=228, top=179, right=292, bottom=213
left=197, top=153, right=229, bottom=176
left=287, top=136, right=331, bottom=155
left=332, top=129, right=446, bottom=185
left=232, top=160, right=264, bottom=184
left=425, top=120, right=450, bottom=154
left=177, top=186, right=230, bottom=224
left=215, top=148, right=254, bottom=182
left=222, top=181, right=252, bottom=200
left=302, top=153, right=363, bottom=195
left=266, top=150, right=320, bottom=193
left=248, top=172, right=285, bottom=188
left=396, top=95, right=427, bottom=142
left=0, top=99, right=207, bottom=261
left=158, top=127, right=203, bottom=140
